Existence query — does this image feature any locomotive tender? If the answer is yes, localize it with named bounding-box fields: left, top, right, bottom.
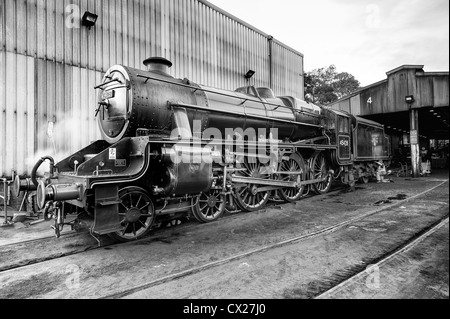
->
left=15, top=57, right=391, bottom=241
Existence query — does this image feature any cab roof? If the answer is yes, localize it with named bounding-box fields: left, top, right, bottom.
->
left=354, top=116, right=385, bottom=129
left=328, top=108, right=385, bottom=129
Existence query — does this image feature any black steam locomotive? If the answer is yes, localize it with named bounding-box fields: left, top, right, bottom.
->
left=15, top=57, right=391, bottom=241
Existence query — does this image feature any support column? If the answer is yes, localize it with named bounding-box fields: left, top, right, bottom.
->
left=410, top=108, right=420, bottom=178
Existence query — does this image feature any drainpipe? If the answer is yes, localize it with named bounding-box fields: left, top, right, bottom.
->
left=268, top=35, right=274, bottom=90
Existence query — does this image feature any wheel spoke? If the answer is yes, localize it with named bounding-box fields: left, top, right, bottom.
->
left=136, top=195, right=143, bottom=208
left=139, top=202, right=150, bottom=211
left=243, top=192, right=250, bottom=204
left=122, top=223, right=130, bottom=235
left=239, top=186, right=249, bottom=196
left=129, top=194, right=133, bottom=207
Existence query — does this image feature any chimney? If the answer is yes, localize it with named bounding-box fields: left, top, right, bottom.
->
left=143, top=57, right=173, bottom=76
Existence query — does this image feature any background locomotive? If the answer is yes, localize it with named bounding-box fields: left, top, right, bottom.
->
left=15, top=57, right=391, bottom=242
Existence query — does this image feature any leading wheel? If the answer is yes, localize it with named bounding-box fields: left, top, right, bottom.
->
left=278, top=153, right=306, bottom=202
left=109, top=187, right=155, bottom=242
left=191, top=189, right=226, bottom=223
left=234, top=156, right=271, bottom=212
left=311, top=153, right=333, bottom=195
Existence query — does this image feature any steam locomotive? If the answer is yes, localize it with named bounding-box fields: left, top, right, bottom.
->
left=15, top=57, right=391, bottom=241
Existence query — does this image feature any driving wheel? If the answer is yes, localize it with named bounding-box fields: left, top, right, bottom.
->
left=278, top=153, right=306, bottom=202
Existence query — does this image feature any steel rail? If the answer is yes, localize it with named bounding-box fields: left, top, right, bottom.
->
left=315, top=216, right=450, bottom=299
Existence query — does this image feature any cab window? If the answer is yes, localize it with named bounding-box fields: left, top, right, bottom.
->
left=338, top=116, right=350, bottom=134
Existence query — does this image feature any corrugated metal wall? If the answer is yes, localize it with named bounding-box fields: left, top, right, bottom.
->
left=271, top=40, right=304, bottom=98
left=0, top=0, right=305, bottom=176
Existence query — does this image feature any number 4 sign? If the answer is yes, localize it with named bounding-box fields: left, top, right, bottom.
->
left=367, top=97, right=373, bottom=105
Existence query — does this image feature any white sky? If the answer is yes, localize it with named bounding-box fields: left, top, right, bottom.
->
left=208, top=0, right=449, bottom=87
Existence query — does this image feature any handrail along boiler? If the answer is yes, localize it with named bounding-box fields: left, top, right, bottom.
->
left=17, top=57, right=391, bottom=241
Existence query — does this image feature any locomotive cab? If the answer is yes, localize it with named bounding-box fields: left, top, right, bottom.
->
left=235, top=86, right=262, bottom=98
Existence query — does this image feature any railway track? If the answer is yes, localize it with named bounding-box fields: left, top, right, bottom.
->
left=0, top=184, right=350, bottom=274
left=0, top=232, right=80, bottom=249
left=100, top=179, right=449, bottom=299
left=0, top=233, right=105, bottom=273
left=315, top=216, right=449, bottom=299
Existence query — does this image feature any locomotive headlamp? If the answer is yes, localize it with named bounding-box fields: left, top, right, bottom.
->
left=245, top=70, right=256, bottom=79
left=82, top=11, right=98, bottom=29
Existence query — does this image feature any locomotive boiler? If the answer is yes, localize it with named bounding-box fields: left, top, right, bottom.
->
left=97, top=57, right=323, bottom=145
left=17, top=57, right=391, bottom=242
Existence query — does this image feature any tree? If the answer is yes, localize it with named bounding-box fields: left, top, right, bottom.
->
left=304, top=65, right=360, bottom=105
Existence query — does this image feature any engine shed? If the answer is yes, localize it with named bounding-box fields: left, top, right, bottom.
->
left=328, top=65, right=449, bottom=176
left=0, top=0, right=305, bottom=177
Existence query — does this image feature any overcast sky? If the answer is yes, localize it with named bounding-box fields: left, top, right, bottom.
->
left=208, top=0, right=449, bottom=87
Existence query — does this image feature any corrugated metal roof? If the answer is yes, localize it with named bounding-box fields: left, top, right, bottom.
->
left=198, top=0, right=304, bottom=57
